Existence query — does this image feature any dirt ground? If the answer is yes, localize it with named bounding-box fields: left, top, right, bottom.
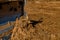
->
left=0, top=0, right=60, bottom=40
left=10, top=0, right=60, bottom=40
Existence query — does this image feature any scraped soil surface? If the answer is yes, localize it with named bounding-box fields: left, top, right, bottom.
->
left=0, top=0, right=60, bottom=40
left=10, top=0, right=60, bottom=40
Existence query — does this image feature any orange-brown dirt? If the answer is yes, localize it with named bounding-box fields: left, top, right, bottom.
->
left=0, top=0, right=60, bottom=40
left=10, top=0, right=60, bottom=40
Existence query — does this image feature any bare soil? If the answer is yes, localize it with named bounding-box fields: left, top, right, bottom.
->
left=11, top=0, right=60, bottom=40
left=0, top=0, right=60, bottom=40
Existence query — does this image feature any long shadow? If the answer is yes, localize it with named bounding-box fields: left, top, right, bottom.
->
left=0, top=1, right=25, bottom=25
left=0, top=1, right=25, bottom=40
left=27, top=19, right=43, bottom=27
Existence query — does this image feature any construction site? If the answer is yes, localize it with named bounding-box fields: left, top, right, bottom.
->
left=0, top=0, right=60, bottom=40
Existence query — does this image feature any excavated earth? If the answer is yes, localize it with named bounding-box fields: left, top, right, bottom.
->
left=10, top=0, right=60, bottom=40
left=0, top=0, right=60, bottom=40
